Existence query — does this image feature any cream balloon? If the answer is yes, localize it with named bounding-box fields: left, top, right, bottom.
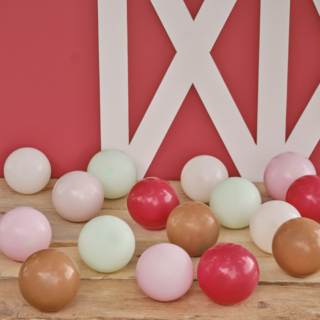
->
left=78, top=216, right=135, bottom=273
left=52, top=171, right=104, bottom=222
left=181, top=155, right=228, bottom=203
left=250, top=201, right=301, bottom=254
left=4, top=148, right=51, bottom=194
left=87, top=149, right=136, bottom=199
left=210, top=177, right=261, bottom=229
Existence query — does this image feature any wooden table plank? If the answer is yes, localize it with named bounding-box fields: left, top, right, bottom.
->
left=2, top=243, right=320, bottom=284
left=0, top=279, right=320, bottom=320
left=0, top=179, right=272, bottom=213
left=1, top=208, right=258, bottom=247
left=0, top=179, right=272, bottom=246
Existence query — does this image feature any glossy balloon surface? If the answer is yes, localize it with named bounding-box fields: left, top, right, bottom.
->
left=87, top=149, right=136, bottom=199
left=250, top=201, right=300, bottom=254
left=127, top=177, right=180, bottom=229
left=136, top=243, right=194, bottom=301
left=272, top=218, right=320, bottom=277
left=166, top=202, right=220, bottom=256
left=4, top=147, right=51, bottom=194
left=181, top=155, right=228, bottom=203
left=209, top=177, right=261, bottom=229
left=78, top=216, right=135, bottom=273
left=286, top=175, right=320, bottom=223
left=264, top=152, right=316, bottom=201
left=52, top=171, right=104, bottom=222
left=19, top=249, right=80, bottom=312
left=0, top=207, right=52, bottom=262
left=197, top=243, right=259, bottom=305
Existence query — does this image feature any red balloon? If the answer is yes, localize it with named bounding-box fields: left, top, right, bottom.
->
left=127, top=177, right=180, bottom=229
left=197, top=243, right=259, bottom=305
left=286, top=175, right=320, bottom=223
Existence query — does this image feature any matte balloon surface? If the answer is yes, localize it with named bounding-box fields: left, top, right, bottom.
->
left=136, top=243, right=194, bottom=301
left=286, top=175, right=320, bottom=223
left=264, top=152, right=316, bottom=201
left=78, top=216, right=135, bottom=273
left=197, top=243, right=259, bottom=305
left=166, top=202, right=220, bottom=256
left=4, top=147, right=51, bottom=194
left=209, top=177, right=261, bottom=229
left=87, top=149, right=136, bottom=199
left=272, top=218, right=320, bottom=277
left=52, top=171, right=104, bottom=222
left=0, top=207, right=52, bottom=261
left=250, top=201, right=300, bottom=254
left=127, top=177, right=180, bottom=229
left=181, top=155, right=228, bottom=203
left=19, top=249, right=80, bottom=312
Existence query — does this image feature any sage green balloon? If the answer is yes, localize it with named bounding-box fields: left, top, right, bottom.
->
left=209, top=177, right=261, bottom=229
left=87, top=149, right=136, bottom=199
left=78, top=216, right=135, bottom=273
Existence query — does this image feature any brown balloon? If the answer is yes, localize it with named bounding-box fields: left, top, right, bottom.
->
left=166, top=201, right=220, bottom=256
left=18, top=249, right=80, bottom=311
left=272, top=217, right=320, bottom=277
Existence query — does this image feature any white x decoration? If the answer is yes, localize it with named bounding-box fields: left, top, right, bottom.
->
left=98, top=0, right=320, bottom=181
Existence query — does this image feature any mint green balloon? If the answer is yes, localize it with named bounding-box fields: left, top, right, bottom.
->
left=209, top=177, right=261, bottom=229
left=87, top=149, right=136, bottom=199
left=78, top=216, right=135, bottom=273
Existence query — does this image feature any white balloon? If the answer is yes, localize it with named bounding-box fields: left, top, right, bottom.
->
left=181, top=155, right=228, bottom=203
left=250, top=201, right=301, bottom=254
left=4, top=148, right=51, bottom=194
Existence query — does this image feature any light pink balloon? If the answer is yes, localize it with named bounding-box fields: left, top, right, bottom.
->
left=0, top=207, right=52, bottom=262
left=52, top=171, right=104, bottom=222
left=136, top=243, right=194, bottom=301
left=264, top=152, right=316, bottom=201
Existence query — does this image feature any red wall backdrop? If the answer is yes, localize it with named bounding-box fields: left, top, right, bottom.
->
left=0, top=0, right=320, bottom=179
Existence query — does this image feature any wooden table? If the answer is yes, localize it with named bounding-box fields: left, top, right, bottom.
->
left=0, top=179, right=320, bottom=320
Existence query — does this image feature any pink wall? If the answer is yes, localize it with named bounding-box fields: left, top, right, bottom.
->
left=1, top=0, right=320, bottom=180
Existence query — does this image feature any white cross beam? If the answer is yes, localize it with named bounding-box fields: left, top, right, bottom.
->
left=98, top=0, right=320, bottom=181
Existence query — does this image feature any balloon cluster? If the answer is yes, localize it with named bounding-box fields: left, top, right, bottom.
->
left=129, top=156, right=261, bottom=305
left=0, top=148, right=137, bottom=311
left=0, top=148, right=320, bottom=311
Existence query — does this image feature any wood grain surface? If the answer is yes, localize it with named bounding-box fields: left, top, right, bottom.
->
left=0, top=178, right=319, bottom=320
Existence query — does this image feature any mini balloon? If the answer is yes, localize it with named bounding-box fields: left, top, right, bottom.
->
left=0, top=207, right=52, bottom=262
left=181, top=155, right=228, bottom=203
left=78, top=216, right=135, bottom=273
left=136, top=243, right=194, bottom=301
left=166, top=202, right=220, bottom=256
left=87, top=149, right=136, bottom=199
left=272, top=217, right=320, bottom=277
left=4, top=147, right=51, bottom=194
left=19, top=249, right=80, bottom=312
left=264, top=152, right=316, bottom=201
left=250, top=201, right=300, bottom=254
left=127, top=177, right=180, bottom=229
left=197, top=243, right=259, bottom=305
left=209, top=177, right=261, bottom=229
left=52, top=171, right=104, bottom=222
left=286, top=175, right=320, bottom=223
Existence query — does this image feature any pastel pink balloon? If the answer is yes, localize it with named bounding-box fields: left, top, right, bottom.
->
left=52, top=171, right=104, bottom=222
left=0, top=207, right=52, bottom=262
left=264, top=152, right=316, bottom=201
left=136, top=243, right=194, bottom=301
